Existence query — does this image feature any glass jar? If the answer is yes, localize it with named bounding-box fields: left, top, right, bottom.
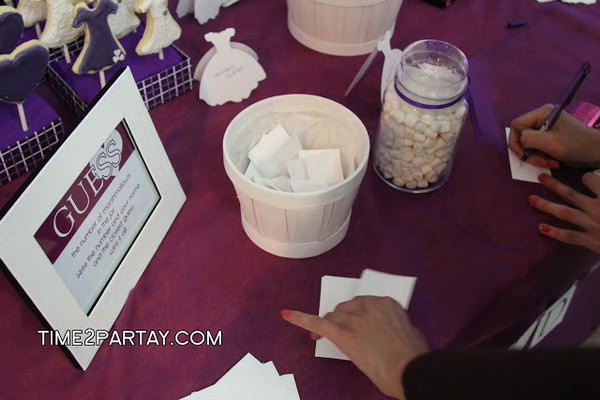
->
left=374, top=39, right=469, bottom=193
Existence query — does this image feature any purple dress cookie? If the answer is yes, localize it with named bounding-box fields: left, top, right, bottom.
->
left=0, top=6, right=24, bottom=54
left=72, top=0, right=126, bottom=74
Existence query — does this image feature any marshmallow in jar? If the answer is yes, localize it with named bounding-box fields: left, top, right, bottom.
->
left=374, top=39, right=469, bottom=193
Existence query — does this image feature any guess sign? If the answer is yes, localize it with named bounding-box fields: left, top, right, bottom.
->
left=35, top=129, right=133, bottom=264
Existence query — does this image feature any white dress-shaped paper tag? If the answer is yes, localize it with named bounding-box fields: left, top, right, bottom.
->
left=379, top=30, right=402, bottom=103
left=199, top=28, right=266, bottom=106
left=193, top=41, right=258, bottom=81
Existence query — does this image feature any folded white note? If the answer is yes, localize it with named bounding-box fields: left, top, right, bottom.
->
left=299, top=149, right=344, bottom=186
left=281, top=374, right=301, bottom=400
left=249, top=125, right=302, bottom=179
left=181, top=353, right=301, bottom=399
left=285, top=159, right=308, bottom=180
left=505, top=128, right=551, bottom=183
left=355, top=269, right=416, bottom=309
left=290, top=178, right=329, bottom=193
left=258, top=176, right=292, bottom=192
left=315, top=270, right=417, bottom=361
left=315, top=276, right=359, bottom=361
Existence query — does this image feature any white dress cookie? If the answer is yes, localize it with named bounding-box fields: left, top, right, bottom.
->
left=135, top=0, right=180, bottom=55
left=107, top=0, right=139, bottom=38
left=16, top=0, right=46, bottom=27
left=39, top=0, right=83, bottom=48
left=175, top=0, right=220, bottom=25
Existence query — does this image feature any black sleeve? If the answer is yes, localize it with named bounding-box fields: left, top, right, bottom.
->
left=402, top=348, right=600, bottom=400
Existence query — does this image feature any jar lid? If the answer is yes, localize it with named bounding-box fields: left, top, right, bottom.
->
left=396, top=39, right=468, bottom=105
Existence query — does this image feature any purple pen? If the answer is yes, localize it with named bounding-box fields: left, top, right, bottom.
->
left=522, top=62, right=591, bottom=161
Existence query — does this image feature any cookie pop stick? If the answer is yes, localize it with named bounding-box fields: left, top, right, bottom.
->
left=16, top=103, right=28, bottom=131
left=62, top=45, right=71, bottom=63
left=72, top=0, right=125, bottom=89
left=0, top=40, right=49, bottom=131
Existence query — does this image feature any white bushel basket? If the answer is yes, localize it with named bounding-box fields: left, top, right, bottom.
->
left=223, top=95, right=370, bottom=259
left=286, top=0, right=403, bottom=56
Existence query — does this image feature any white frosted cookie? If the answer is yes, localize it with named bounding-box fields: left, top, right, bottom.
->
left=39, top=0, right=83, bottom=48
left=16, top=0, right=46, bottom=27
left=108, top=0, right=139, bottom=38
left=135, top=0, right=181, bottom=55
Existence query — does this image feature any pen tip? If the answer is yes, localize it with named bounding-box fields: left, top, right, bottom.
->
left=583, top=61, right=591, bottom=73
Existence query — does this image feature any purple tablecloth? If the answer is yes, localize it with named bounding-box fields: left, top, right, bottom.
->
left=1, top=0, right=600, bottom=399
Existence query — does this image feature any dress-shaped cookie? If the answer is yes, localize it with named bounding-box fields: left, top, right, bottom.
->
left=107, top=0, right=139, bottom=38
left=200, top=28, right=266, bottom=106
left=72, top=0, right=125, bottom=74
left=135, top=0, right=180, bottom=56
left=39, top=0, right=83, bottom=48
left=175, top=0, right=220, bottom=25
left=0, top=6, right=24, bottom=54
left=16, top=0, right=46, bottom=28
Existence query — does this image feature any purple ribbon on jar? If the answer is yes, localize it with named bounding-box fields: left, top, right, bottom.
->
left=394, top=78, right=483, bottom=141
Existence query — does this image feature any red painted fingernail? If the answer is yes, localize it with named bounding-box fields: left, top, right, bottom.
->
left=538, top=224, right=551, bottom=234
left=528, top=195, right=538, bottom=206
left=538, top=173, right=549, bottom=183
left=280, top=309, right=291, bottom=318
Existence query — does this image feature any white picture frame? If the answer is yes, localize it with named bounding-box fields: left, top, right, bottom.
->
left=0, top=67, right=186, bottom=370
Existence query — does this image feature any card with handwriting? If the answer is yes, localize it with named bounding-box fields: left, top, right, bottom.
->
left=505, top=128, right=551, bottom=183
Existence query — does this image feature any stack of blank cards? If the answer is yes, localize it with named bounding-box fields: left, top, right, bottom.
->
left=181, top=353, right=300, bottom=399
left=245, top=124, right=345, bottom=193
left=316, top=269, right=417, bottom=361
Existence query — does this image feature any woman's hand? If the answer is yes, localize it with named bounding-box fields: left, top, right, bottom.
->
left=280, top=296, right=429, bottom=400
left=508, top=104, right=600, bottom=169
left=530, top=172, right=600, bottom=252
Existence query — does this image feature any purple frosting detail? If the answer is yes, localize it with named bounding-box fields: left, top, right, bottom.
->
left=0, top=10, right=24, bottom=54
left=73, top=0, right=123, bottom=73
left=0, top=43, right=49, bottom=103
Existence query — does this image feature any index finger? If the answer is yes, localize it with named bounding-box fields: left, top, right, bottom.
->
left=280, top=309, right=341, bottom=339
